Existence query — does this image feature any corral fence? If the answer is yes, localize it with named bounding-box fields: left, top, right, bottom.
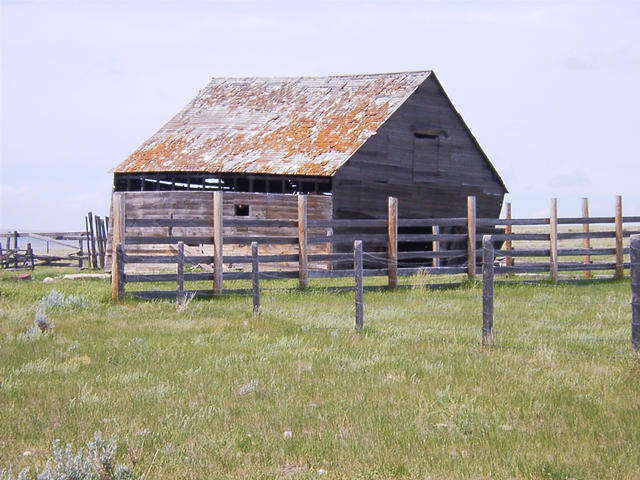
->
left=1, top=212, right=108, bottom=270
left=110, top=192, right=639, bottom=301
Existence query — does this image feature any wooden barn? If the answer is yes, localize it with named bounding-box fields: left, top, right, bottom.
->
left=110, top=71, right=506, bottom=265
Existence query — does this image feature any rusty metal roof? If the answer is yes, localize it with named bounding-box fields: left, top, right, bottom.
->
left=113, top=71, right=432, bottom=176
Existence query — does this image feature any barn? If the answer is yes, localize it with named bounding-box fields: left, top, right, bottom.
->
left=110, top=71, right=506, bottom=263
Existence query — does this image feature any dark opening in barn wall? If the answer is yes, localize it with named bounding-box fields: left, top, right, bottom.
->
left=114, top=173, right=331, bottom=195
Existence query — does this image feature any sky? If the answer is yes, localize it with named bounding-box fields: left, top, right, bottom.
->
left=1, top=0, right=639, bottom=231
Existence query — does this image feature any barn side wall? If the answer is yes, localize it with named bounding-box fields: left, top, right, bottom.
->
left=106, top=191, right=332, bottom=271
left=332, top=74, right=505, bottom=220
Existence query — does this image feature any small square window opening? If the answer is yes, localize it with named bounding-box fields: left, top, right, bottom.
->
left=235, top=204, right=250, bottom=216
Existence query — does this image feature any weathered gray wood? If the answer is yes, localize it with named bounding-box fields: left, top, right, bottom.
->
left=85, top=217, right=92, bottom=268
left=467, top=196, right=476, bottom=279
left=213, top=191, right=223, bottom=295
left=557, top=231, right=616, bottom=240
left=309, top=268, right=388, bottom=278
left=550, top=198, right=558, bottom=284
left=116, top=243, right=125, bottom=298
left=397, top=233, right=467, bottom=242
left=615, top=195, right=624, bottom=278
left=490, top=233, right=550, bottom=242
left=477, top=217, right=549, bottom=226
left=398, top=249, right=467, bottom=259
left=111, top=194, right=125, bottom=302
left=177, top=241, right=185, bottom=303
left=354, top=240, right=363, bottom=330
left=251, top=241, right=260, bottom=313
left=388, top=197, right=398, bottom=289
left=505, top=202, right=513, bottom=267
left=224, top=235, right=299, bottom=245
left=26, top=243, right=34, bottom=270
left=307, top=234, right=387, bottom=244
left=398, top=218, right=468, bottom=227
left=78, top=239, right=83, bottom=269
left=309, top=219, right=387, bottom=228
left=482, top=235, right=494, bottom=347
left=432, top=225, right=440, bottom=268
left=496, top=247, right=617, bottom=257
left=582, top=197, right=591, bottom=278
left=398, top=266, right=467, bottom=275
left=126, top=272, right=214, bottom=283
left=124, top=255, right=216, bottom=264
left=96, top=215, right=106, bottom=269
left=88, top=212, right=98, bottom=269
left=125, top=236, right=214, bottom=245
left=298, top=195, right=308, bottom=289
left=631, top=235, right=640, bottom=352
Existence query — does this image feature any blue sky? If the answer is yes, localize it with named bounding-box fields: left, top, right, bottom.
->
left=1, top=0, right=639, bottom=231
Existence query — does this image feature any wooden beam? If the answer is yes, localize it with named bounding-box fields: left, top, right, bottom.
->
left=177, top=241, right=185, bottom=304
left=298, top=195, right=308, bottom=289
left=110, top=193, right=125, bottom=302
left=631, top=234, right=640, bottom=352
left=582, top=197, right=591, bottom=278
left=615, top=195, right=624, bottom=278
left=387, top=196, right=398, bottom=289
left=432, top=225, right=440, bottom=268
left=550, top=198, right=558, bottom=284
left=252, top=241, right=260, bottom=313
left=467, top=196, right=476, bottom=280
left=354, top=240, right=363, bottom=330
left=505, top=202, right=513, bottom=267
left=482, top=235, right=494, bottom=347
left=213, top=191, right=223, bottom=295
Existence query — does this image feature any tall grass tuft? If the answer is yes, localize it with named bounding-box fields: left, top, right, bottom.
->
left=0, top=432, right=138, bottom=480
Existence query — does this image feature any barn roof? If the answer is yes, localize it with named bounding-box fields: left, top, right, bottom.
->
left=113, top=71, right=432, bottom=176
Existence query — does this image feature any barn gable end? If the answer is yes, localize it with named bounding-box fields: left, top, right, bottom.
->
left=332, top=73, right=506, bottom=220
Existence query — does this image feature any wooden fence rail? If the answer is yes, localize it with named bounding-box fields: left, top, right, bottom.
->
left=109, top=192, right=640, bottom=301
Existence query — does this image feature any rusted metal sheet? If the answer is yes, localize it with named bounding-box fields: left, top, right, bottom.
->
left=113, top=72, right=432, bottom=176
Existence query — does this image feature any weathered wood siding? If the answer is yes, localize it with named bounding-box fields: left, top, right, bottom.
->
left=332, top=74, right=505, bottom=220
left=106, top=191, right=332, bottom=271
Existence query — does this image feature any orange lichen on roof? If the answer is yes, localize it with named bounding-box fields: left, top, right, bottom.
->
left=113, top=71, right=432, bottom=176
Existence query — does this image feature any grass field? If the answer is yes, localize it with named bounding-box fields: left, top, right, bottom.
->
left=1, top=268, right=639, bottom=479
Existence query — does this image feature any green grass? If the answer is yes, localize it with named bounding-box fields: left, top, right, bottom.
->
left=1, top=268, right=639, bottom=479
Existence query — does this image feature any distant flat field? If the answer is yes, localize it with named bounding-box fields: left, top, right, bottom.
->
left=1, top=268, right=638, bottom=479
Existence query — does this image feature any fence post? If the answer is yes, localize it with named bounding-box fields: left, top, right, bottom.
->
left=582, top=197, right=591, bottom=278
left=177, top=241, right=185, bottom=304
left=298, top=195, right=308, bottom=289
left=13, top=231, right=19, bottom=269
left=252, top=241, right=260, bottom=313
left=550, top=198, right=558, bottom=284
left=505, top=202, right=513, bottom=267
left=88, top=212, right=97, bottom=269
left=213, top=191, right=223, bottom=295
left=631, top=234, right=639, bottom=352
left=78, top=239, right=84, bottom=269
left=482, top=235, right=494, bottom=347
left=615, top=195, right=624, bottom=278
left=467, top=196, right=476, bottom=280
left=354, top=240, right=363, bottom=330
left=116, top=243, right=125, bottom=299
left=432, top=225, right=440, bottom=268
left=27, top=243, right=34, bottom=270
left=111, top=193, right=125, bottom=303
left=387, top=197, right=398, bottom=289
left=96, top=215, right=105, bottom=270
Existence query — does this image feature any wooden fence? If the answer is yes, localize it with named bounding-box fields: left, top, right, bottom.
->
left=111, top=192, right=640, bottom=301
left=1, top=212, right=108, bottom=270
